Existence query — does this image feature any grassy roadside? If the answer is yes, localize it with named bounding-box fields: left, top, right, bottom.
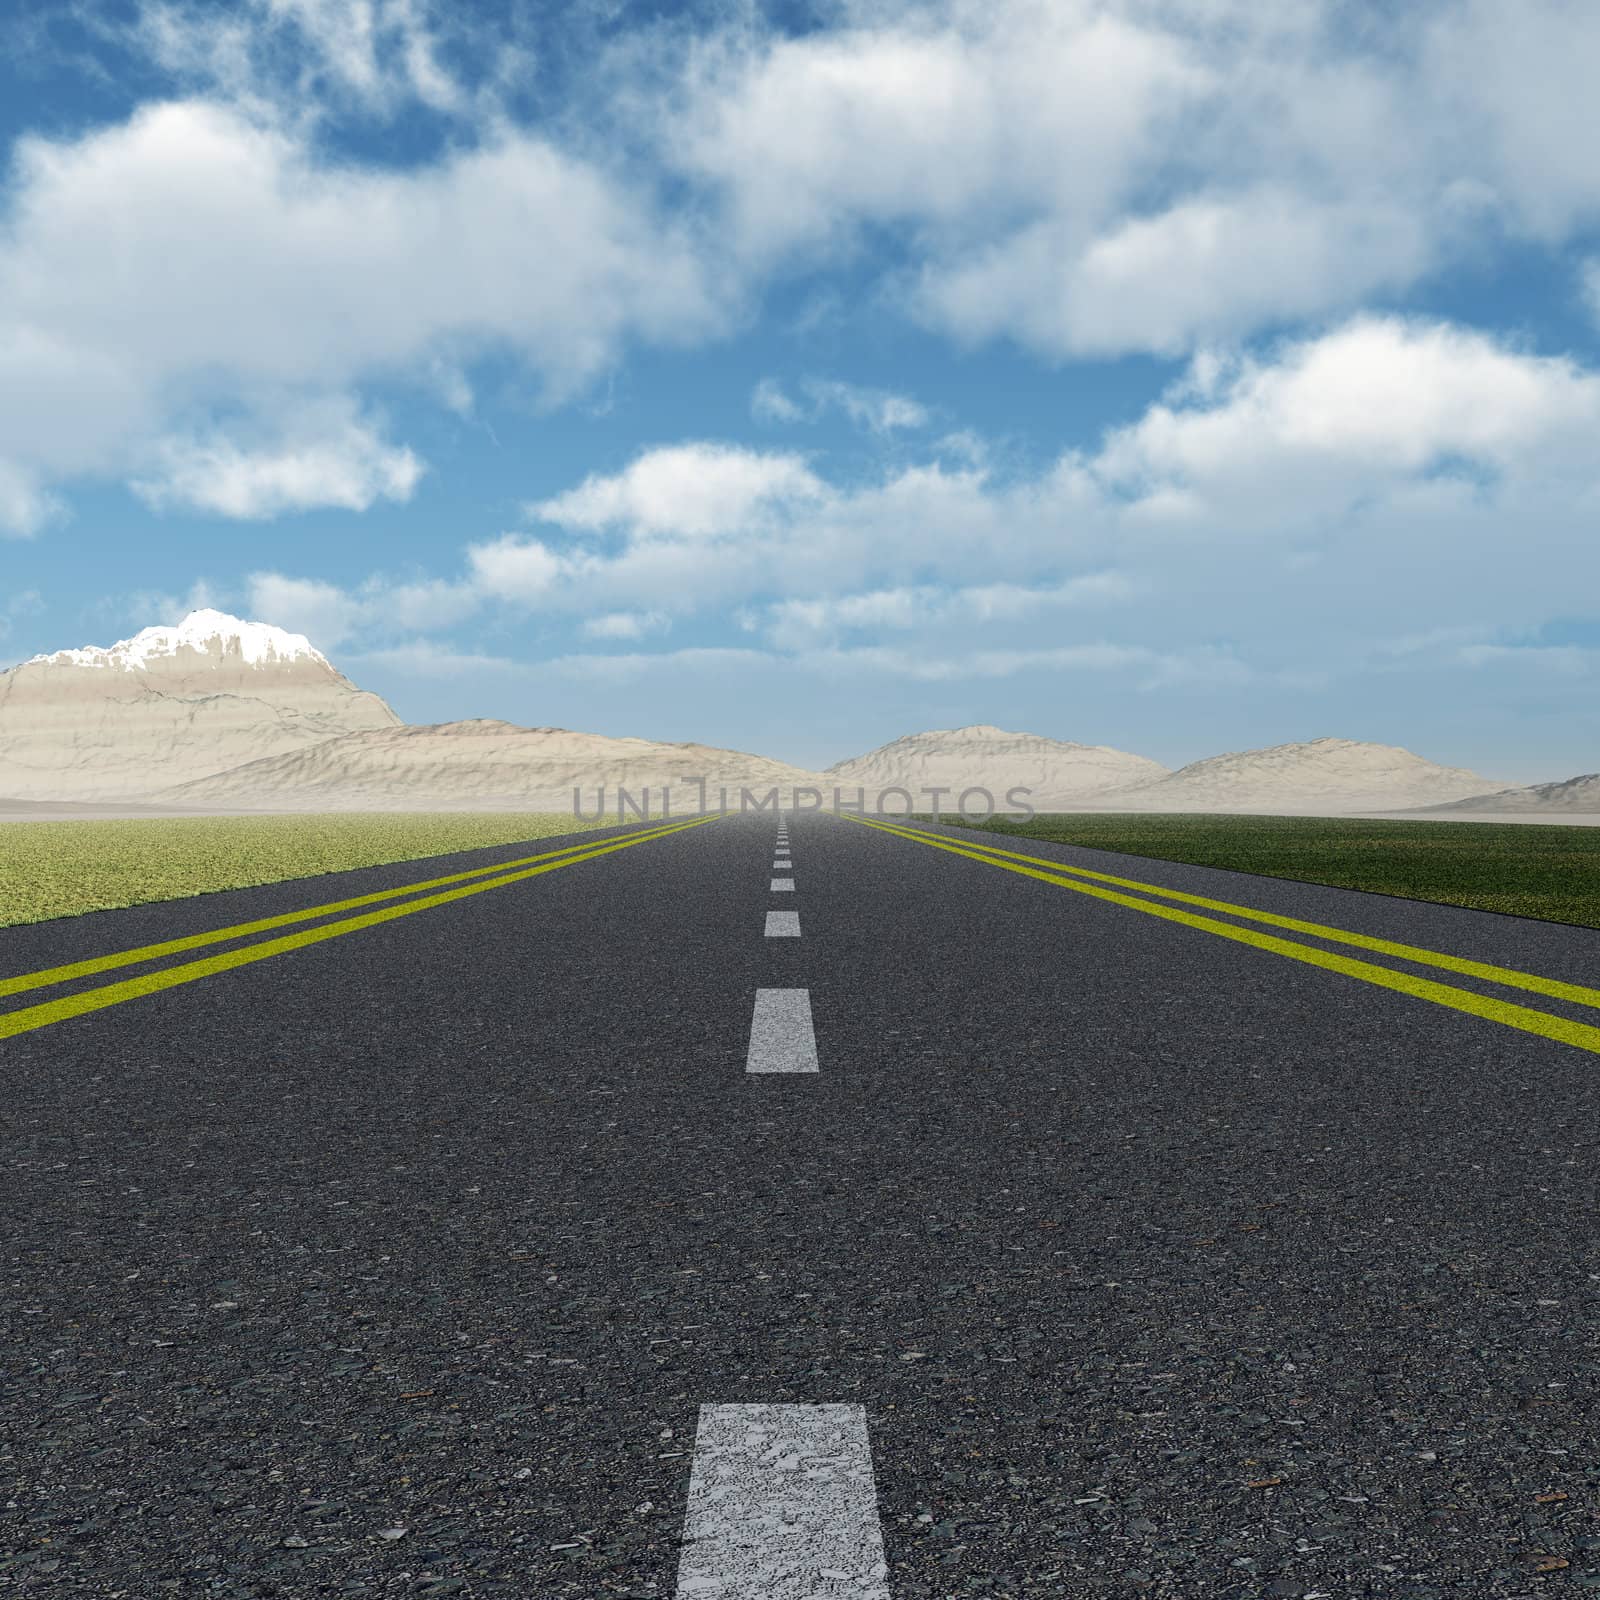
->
left=0, top=812, right=609, bottom=928
left=939, top=811, right=1600, bottom=930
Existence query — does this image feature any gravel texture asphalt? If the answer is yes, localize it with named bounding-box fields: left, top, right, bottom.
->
left=3, top=810, right=1599, bottom=1599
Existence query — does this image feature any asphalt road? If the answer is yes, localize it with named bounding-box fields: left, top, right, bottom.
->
left=3, top=809, right=1600, bottom=1599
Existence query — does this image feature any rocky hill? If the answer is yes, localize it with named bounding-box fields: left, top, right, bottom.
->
left=154, top=718, right=827, bottom=813
left=1090, top=736, right=1509, bottom=813
left=826, top=724, right=1168, bottom=807
left=1416, top=772, right=1600, bottom=814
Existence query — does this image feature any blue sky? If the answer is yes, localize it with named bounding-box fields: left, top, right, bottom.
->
left=3, top=0, right=1600, bottom=779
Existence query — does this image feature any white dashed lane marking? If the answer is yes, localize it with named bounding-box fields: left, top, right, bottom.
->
left=764, top=911, right=801, bottom=937
left=675, top=1403, right=889, bottom=1598
left=770, top=878, right=795, bottom=892
left=745, top=988, right=819, bottom=1074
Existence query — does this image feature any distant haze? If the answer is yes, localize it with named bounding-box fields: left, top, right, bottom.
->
left=0, top=613, right=1592, bottom=818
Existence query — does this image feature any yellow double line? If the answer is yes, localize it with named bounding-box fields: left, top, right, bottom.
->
left=844, top=814, right=1600, bottom=1056
left=0, top=815, right=716, bottom=1043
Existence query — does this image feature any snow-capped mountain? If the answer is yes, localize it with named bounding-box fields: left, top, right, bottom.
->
left=27, top=609, right=327, bottom=673
left=0, top=610, right=400, bottom=802
left=0, top=613, right=1551, bottom=816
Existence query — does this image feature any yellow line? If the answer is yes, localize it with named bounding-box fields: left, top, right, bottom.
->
left=0, top=817, right=693, bottom=1001
left=852, top=816, right=1600, bottom=1012
left=0, top=815, right=717, bottom=1043
left=842, top=814, right=1600, bottom=1057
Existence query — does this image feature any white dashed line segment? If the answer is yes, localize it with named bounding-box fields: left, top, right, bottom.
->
left=745, top=988, right=819, bottom=1074
left=770, top=878, right=795, bottom=892
left=674, top=1403, right=889, bottom=1598
left=764, top=911, right=801, bottom=937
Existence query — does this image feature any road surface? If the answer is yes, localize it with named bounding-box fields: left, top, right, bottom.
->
left=3, top=810, right=1598, bottom=1598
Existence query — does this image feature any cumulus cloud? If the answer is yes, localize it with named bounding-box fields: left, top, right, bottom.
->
left=132, top=399, right=423, bottom=517
left=240, top=310, right=1600, bottom=701
left=581, top=610, right=670, bottom=640
left=246, top=572, right=370, bottom=647
left=921, top=191, right=1432, bottom=358
left=669, top=0, right=1200, bottom=265
left=658, top=0, right=1600, bottom=358
left=0, top=96, right=717, bottom=518
left=13, top=0, right=1600, bottom=537
left=529, top=443, right=829, bottom=539
left=465, top=535, right=566, bottom=603
left=245, top=567, right=478, bottom=648
left=1088, top=315, right=1600, bottom=527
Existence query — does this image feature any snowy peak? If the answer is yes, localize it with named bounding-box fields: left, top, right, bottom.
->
left=28, top=609, right=327, bottom=672
left=0, top=610, right=400, bottom=801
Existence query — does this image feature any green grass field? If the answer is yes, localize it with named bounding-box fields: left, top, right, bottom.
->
left=941, top=811, right=1600, bottom=930
left=0, top=812, right=608, bottom=928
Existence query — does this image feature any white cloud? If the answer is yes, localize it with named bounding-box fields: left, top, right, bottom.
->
left=245, top=568, right=480, bottom=648
left=751, top=378, right=805, bottom=424
left=465, top=535, right=565, bottom=603
left=1420, top=0, right=1600, bottom=239
left=581, top=610, right=670, bottom=640
left=1584, top=260, right=1600, bottom=329
left=670, top=2, right=1200, bottom=266
left=1454, top=643, right=1593, bottom=676
left=132, top=399, right=423, bottom=517
left=1088, top=315, right=1600, bottom=526
left=0, top=96, right=717, bottom=517
left=806, top=379, right=930, bottom=432
left=529, top=443, right=829, bottom=539
left=122, top=577, right=229, bottom=629
left=15, top=0, right=1600, bottom=539
left=351, top=640, right=526, bottom=677
left=246, top=572, right=369, bottom=647
left=798, top=641, right=1249, bottom=688
left=752, top=377, right=932, bottom=432
left=920, top=190, right=1431, bottom=358
left=221, top=314, right=1600, bottom=717
left=129, top=0, right=514, bottom=124
left=764, top=574, right=1134, bottom=649
left=545, top=646, right=771, bottom=684
left=0, top=461, right=64, bottom=537
left=381, top=578, right=481, bottom=634
left=660, top=0, right=1600, bottom=359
